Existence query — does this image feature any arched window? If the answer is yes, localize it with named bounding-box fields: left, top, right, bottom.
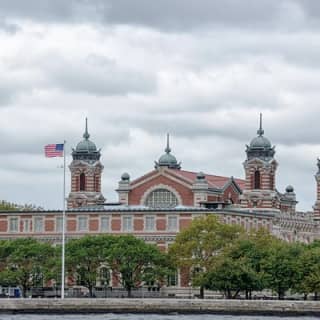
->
left=80, top=173, right=86, bottom=191
left=145, top=189, right=178, bottom=209
left=254, top=170, right=261, bottom=189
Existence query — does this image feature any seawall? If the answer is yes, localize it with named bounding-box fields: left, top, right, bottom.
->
left=0, top=298, right=320, bottom=316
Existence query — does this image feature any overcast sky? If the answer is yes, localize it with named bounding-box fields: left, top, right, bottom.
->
left=0, top=0, right=319, bottom=211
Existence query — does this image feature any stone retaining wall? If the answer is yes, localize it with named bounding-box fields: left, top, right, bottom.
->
left=0, top=298, right=320, bottom=316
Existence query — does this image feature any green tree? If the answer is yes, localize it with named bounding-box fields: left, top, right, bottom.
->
left=294, top=244, right=320, bottom=300
left=262, top=241, right=303, bottom=299
left=168, top=215, right=243, bottom=298
left=2, top=238, right=55, bottom=297
left=0, top=200, right=43, bottom=211
left=0, top=240, right=16, bottom=287
left=0, top=201, right=19, bottom=211
left=226, top=229, right=280, bottom=298
left=108, top=235, right=169, bottom=297
left=66, top=235, right=115, bottom=297
left=205, top=255, right=259, bottom=299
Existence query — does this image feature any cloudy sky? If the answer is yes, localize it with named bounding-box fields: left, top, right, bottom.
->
left=0, top=0, right=319, bottom=211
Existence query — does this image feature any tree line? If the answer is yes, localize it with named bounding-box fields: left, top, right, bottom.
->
left=169, top=215, right=320, bottom=300
left=0, top=235, right=169, bottom=297
left=0, top=215, right=319, bottom=299
left=0, top=200, right=43, bottom=211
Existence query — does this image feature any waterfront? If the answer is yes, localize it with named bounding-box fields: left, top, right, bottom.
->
left=0, top=315, right=316, bottom=320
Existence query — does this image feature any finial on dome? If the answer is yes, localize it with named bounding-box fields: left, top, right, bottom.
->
left=121, top=172, right=130, bottom=181
left=83, top=117, right=90, bottom=140
left=257, top=113, right=264, bottom=136
left=317, top=158, right=320, bottom=172
left=286, top=185, right=294, bottom=193
left=165, top=133, right=171, bottom=154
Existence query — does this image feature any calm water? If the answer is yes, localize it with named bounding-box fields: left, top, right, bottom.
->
left=0, top=315, right=316, bottom=320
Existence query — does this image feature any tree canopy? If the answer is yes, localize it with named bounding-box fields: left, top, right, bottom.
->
left=169, top=215, right=243, bottom=298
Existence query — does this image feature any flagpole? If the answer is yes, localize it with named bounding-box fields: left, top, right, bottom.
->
left=61, top=140, right=66, bottom=299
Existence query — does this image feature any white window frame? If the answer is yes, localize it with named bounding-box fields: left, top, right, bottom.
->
left=78, top=216, right=88, bottom=232
left=34, top=217, right=43, bottom=233
left=122, top=216, right=133, bottom=232
left=100, top=216, right=110, bottom=232
left=8, top=217, right=19, bottom=233
left=22, top=218, right=31, bottom=233
left=56, top=217, right=63, bottom=232
left=167, top=269, right=180, bottom=287
left=167, top=215, right=178, bottom=232
left=145, top=188, right=179, bottom=209
left=145, top=216, right=155, bottom=232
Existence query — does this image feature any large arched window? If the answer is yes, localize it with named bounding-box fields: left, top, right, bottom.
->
left=145, top=189, right=178, bottom=209
left=254, top=170, right=261, bottom=189
left=80, top=173, right=86, bottom=191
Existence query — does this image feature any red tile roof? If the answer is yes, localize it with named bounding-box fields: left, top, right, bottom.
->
left=169, top=169, right=245, bottom=190
left=130, top=168, right=245, bottom=191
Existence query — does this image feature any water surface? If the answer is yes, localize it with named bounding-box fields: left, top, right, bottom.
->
left=0, top=315, right=316, bottom=320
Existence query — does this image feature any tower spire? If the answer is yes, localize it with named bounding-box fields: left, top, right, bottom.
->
left=165, top=133, right=171, bottom=154
left=257, top=113, right=264, bottom=136
left=83, top=117, right=90, bottom=140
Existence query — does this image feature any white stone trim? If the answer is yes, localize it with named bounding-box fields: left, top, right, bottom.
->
left=122, top=215, right=133, bottom=232
left=167, top=215, right=179, bottom=232
left=55, top=216, right=63, bottom=233
left=77, top=215, right=89, bottom=232
left=100, top=215, right=111, bottom=232
left=33, top=216, right=44, bottom=233
left=132, top=170, right=191, bottom=189
left=8, top=216, right=19, bottom=233
left=144, top=215, right=156, bottom=232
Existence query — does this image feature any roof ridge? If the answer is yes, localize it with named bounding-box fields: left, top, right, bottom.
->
left=173, top=168, right=241, bottom=180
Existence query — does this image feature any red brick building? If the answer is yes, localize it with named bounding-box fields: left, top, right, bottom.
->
left=0, top=116, right=319, bottom=288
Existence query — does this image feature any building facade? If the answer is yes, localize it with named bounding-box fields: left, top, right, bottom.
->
left=0, top=117, right=319, bottom=287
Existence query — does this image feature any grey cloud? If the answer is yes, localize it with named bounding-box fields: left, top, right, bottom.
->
left=0, top=0, right=315, bottom=32
left=0, top=86, right=15, bottom=105
left=0, top=18, right=20, bottom=34
left=45, top=54, right=157, bottom=96
left=0, top=0, right=98, bottom=23
left=99, top=0, right=281, bottom=31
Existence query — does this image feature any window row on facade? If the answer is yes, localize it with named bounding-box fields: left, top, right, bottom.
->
left=223, top=215, right=271, bottom=231
left=5, top=215, right=180, bottom=233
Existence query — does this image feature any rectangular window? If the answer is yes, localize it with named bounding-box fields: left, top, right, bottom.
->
left=167, top=270, right=178, bottom=287
left=22, top=219, right=31, bottom=233
left=56, top=217, right=63, bottom=232
left=123, top=216, right=132, bottom=232
left=168, top=216, right=178, bottom=231
left=145, top=216, right=155, bottom=231
left=100, top=216, right=110, bottom=232
left=9, top=218, right=18, bottom=232
left=34, top=217, right=43, bottom=233
left=78, top=216, right=88, bottom=231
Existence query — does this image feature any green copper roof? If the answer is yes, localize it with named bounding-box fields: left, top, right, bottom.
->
left=246, top=114, right=275, bottom=161
left=155, top=134, right=181, bottom=169
left=75, top=118, right=98, bottom=152
left=72, top=118, right=101, bottom=162
left=249, top=114, right=272, bottom=149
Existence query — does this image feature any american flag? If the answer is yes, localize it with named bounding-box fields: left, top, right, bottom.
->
left=44, top=144, right=64, bottom=157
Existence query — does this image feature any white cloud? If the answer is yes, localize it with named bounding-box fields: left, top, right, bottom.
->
left=0, top=2, right=319, bottom=211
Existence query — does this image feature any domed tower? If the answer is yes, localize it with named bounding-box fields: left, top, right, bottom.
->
left=313, top=159, right=320, bottom=220
left=67, top=119, right=105, bottom=208
left=155, top=134, right=181, bottom=170
left=240, top=114, right=279, bottom=210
